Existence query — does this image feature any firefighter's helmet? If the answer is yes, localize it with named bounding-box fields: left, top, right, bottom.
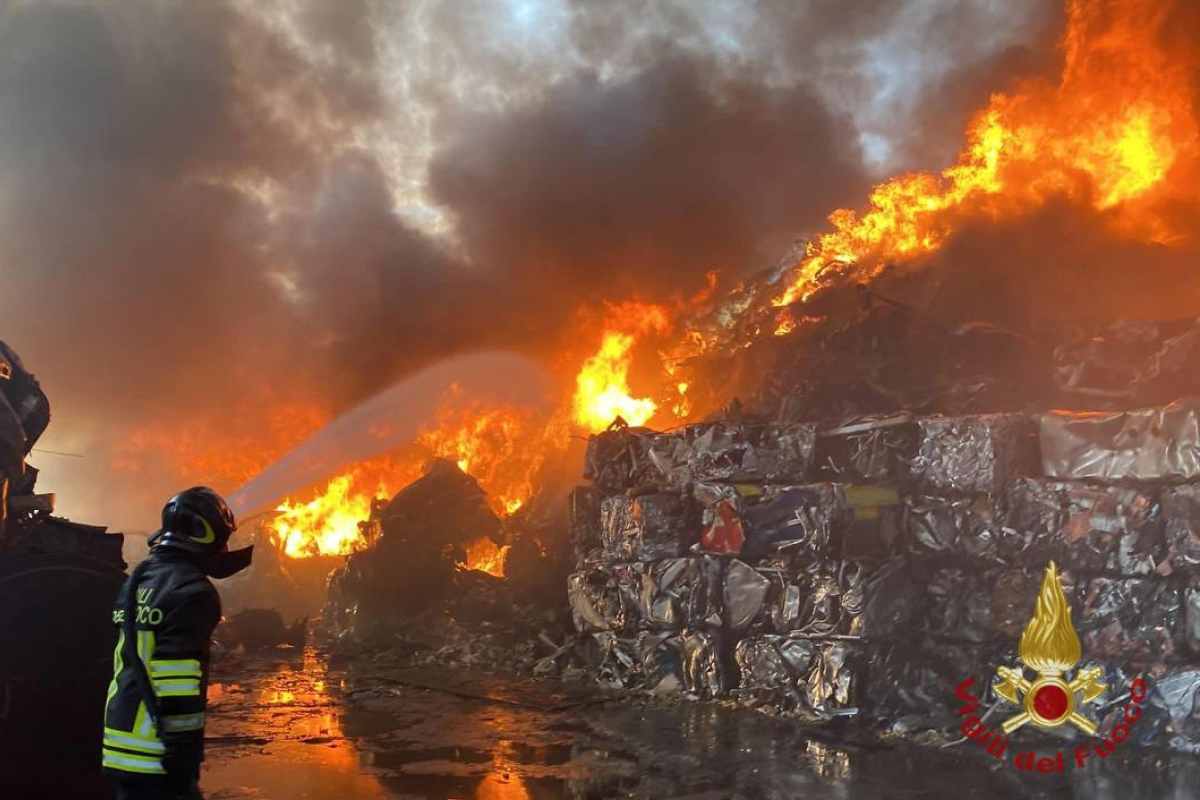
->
left=153, top=486, right=237, bottom=554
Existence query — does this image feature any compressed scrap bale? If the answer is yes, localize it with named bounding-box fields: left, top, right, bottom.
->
left=1040, top=400, right=1200, bottom=483
left=1164, top=484, right=1200, bottom=572
left=1079, top=576, right=1180, bottom=661
left=771, top=558, right=919, bottom=639
left=813, top=414, right=917, bottom=484
left=723, top=558, right=773, bottom=634
left=599, top=493, right=694, bottom=563
left=637, top=556, right=724, bottom=632
left=588, top=632, right=642, bottom=689
left=1003, top=478, right=1164, bottom=575
left=909, top=413, right=1037, bottom=495
left=866, top=640, right=998, bottom=733
left=679, top=630, right=728, bottom=698
left=902, top=495, right=1008, bottom=562
left=1146, top=669, right=1200, bottom=753
left=645, top=421, right=816, bottom=489
left=637, top=631, right=685, bottom=693
left=733, top=635, right=815, bottom=710
left=568, top=486, right=603, bottom=563
left=582, top=422, right=656, bottom=492
left=990, top=566, right=1084, bottom=640
left=1178, top=577, right=1200, bottom=657
left=568, top=564, right=641, bottom=633
left=804, top=641, right=862, bottom=718
left=921, top=567, right=996, bottom=643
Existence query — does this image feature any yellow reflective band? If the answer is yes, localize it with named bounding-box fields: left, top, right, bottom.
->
left=149, top=658, right=202, bottom=678
left=104, top=630, right=125, bottom=721
left=103, top=748, right=165, bottom=775
left=103, top=729, right=164, bottom=754
left=153, top=677, right=201, bottom=697
left=161, top=712, right=206, bottom=732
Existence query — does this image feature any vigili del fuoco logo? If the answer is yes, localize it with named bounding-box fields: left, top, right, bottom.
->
left=953, top=562, right=1148, bottom=773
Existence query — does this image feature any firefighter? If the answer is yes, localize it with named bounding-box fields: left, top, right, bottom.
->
left=102, top=487, right=253, bottom=799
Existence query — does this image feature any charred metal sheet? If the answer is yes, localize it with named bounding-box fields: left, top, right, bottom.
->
left=645, top=421, right=816, bottom=488
left=909, top=413, right=1037, bottom=495
left=637, top=556, right=724, bottom=632
left=866, top=640, right=997, bottom=732
left=1003, top=478, right=1164, bottom=575
left=1040, top=400, right=1200, bottom=482
left=1054, top=318, right=1200, bottom=405
left=1165, top=484, right=1200, bottom=571
left=599, top=492, right=694, bottom=563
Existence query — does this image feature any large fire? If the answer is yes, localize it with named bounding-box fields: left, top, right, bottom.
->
left=244, top=1, right=1200, bottom=564
left=774, top=0, right=1197, bottom=306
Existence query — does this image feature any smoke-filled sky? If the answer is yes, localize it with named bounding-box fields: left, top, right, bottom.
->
left=0, top=0, right=1059, bottom=529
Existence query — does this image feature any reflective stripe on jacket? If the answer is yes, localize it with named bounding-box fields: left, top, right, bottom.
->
left=102, top=549, right=220, bottom=778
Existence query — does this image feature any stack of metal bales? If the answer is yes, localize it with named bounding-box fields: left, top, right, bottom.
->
left=567, top=401, right=1200, bottom=748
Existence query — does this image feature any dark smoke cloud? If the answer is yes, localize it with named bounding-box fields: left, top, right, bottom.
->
left=0, top=0, right=1054, bottom=528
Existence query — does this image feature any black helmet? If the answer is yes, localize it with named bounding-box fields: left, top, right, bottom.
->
left=153, top=486, right=237, bottom=554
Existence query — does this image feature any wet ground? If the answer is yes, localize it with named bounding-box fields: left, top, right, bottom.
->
left=201, top=647, right=1200, bottom=800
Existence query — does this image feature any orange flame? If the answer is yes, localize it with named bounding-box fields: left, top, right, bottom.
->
left=459, top=536, right=509, bottom=577
left=774, top=0, right=1198, bottom=306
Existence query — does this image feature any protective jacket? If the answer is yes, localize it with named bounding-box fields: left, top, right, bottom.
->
left=101, top=548, right=220, bottom=783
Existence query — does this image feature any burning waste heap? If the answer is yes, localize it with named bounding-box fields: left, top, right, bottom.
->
left=563, top=313, right=1200, bottom=753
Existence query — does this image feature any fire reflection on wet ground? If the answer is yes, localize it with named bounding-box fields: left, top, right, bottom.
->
left=201, top=646, right=1200, bottom=800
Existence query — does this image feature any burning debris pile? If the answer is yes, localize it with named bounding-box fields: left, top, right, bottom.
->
left=563, top=318, right=1200, bottom=752
left=316, top=458, right=572, bottom=670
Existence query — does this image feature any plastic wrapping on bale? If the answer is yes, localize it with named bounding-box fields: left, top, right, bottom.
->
left=902, top=495, right=1007, bottom=561
left=679, top=630, right=728, bottom=698
left=909, top=413, right=1037, bottom=495
left=693, top=483, right=746, bottom=555
left=1163, top=484, right=1200, bottom=572
left=813, top=414, right=916, bottom=483
left=637, top=556, right=723, bottom=632
left=645, top=421, right=816, bottom=489
left=1003, top=478, right=1164, bottom=575
left=567, top=565, right=640, bottom=633
left=1040, top=400, right=1200, bottom=482
left=1079, top=576, right=1180, bottom=660
left=599, top=493, right=694, bottom=562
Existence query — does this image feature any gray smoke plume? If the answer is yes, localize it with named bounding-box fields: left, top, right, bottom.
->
left=0, top=0, right=1055, bottom=529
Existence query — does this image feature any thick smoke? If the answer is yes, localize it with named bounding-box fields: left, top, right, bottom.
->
left=0, top=0, right=1054, bottom=529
